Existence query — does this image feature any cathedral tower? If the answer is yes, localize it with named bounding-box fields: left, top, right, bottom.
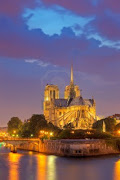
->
left=44, top=84, right=59, bottom=121
left=64, top=65, right=80, bottom=99
left=44, top=84, right=59, bottom=102
left=71, top=64, right=74, bottom=84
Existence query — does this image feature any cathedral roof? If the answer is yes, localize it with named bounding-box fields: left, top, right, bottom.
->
left=84, top=99, right=94, bottom=107
left=68, top=96, right=85, bottom=106
left=54, top=99, right=68, bottom=107
left=68, top=96, right=94, bottom=107
left=54, top=96, right=94, bottom=108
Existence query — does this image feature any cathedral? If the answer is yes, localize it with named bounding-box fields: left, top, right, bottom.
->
left=43, top=65, right=97, bottom=129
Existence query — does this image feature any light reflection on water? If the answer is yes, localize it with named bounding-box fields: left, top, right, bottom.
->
left=47, top=155, right=56, bottom=180
left=36, top=154, right=56, bottom=180
left=114, top=159, right=120, bottom=180
left=8, top=153, right=22, bottom=180
left=0, top=147, right=120, bottom=180
left=37, top=154, right=47, bottom=180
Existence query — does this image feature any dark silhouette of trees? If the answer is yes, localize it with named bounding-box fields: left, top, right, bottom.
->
left=7, top=117, right=22, bottom=135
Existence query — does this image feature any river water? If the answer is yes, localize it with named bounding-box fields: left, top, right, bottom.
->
left=0, top=146, right=120, bottom=180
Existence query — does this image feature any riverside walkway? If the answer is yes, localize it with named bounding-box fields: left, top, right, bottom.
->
left=1, top=138, right=119, bottom=156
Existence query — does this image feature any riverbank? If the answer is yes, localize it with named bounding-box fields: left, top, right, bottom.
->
left=16, top=139, right=120, bottom=157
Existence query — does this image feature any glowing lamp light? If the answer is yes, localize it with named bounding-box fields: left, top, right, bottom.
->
left=118, top=130, right=120, bottom=134
left=50, top=132, right=53, bottom=136
left=45, top=132, right=48, bottom=135
left=40, top=130, right=45, bottom=134
left=31, top=134, right=33, bottom=137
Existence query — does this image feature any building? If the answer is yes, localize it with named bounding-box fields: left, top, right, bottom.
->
left=43, top=65, right=97, bottom=129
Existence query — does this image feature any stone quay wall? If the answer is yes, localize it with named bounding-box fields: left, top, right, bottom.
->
left=17, top=139, right=119, bottom=157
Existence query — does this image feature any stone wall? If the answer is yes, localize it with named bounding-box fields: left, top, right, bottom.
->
left=17, top=139, right=119, bottom=157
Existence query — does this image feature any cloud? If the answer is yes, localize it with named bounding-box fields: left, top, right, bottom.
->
left=0, top=14, right=120, bottom=84
left=25, top=59, right=50, bottom=67
left=0, top=0, right=37, bottom=17
left=88, top=33, right=120, bottom=50
left=42, top=0, right=99, bottom=15
left=89, top=11, right=120, bottom=41
left=42, top=0, right=120, bottom=15
left=37, top=61, right=49, bottom=67
left=23, top=5, right=94, bottom=36
left=25, top=59, right=38, bottom=63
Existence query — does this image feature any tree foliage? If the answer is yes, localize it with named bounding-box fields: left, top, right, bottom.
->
left=21, top=122, right=31, bottom=138
left=20, top=114, right=60, bottom=138
left=7, top=117, right=22, bottom=135
left=58, top=129, right=112, bottom=139
left=115, top=123, right=120, bottom=131
left=93, top=117, right=116, bottom=132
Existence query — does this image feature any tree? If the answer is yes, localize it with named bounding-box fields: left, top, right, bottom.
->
left=29, top=114, right=48, bottom=137
left=21, top=122, right=31, bottom=138
left=115, top=123, right=120, bottom=131
left=7, top=114, right=61, bottom=138
left=93, top=117, right=116, bottom=133
left=7, top=117, right=22, bottom=135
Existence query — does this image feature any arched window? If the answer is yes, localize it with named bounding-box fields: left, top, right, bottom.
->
left=81, top=110, right=85, bottom=118
left=59, top=112, right=62, bottom=116
left=77, top=110, right=80, bottom=118
left=50, top=90, right=52, bottom=98
left=53, top=90, right=56, bottom=99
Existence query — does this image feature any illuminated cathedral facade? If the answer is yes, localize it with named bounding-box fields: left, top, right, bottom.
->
left=43, top=65, right=97, bottom=129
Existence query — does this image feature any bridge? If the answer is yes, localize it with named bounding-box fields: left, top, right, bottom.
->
left=1, top=138, right=40, bottom=153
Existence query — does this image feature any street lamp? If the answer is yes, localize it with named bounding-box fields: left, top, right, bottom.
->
left=13, top=130, right=16, bottom=139
left=50, top=132, right=53, bottom=136
left=31, top=134, right=33, bottom=137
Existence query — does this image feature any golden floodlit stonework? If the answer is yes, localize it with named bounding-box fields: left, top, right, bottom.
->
left=43, top=65, right=97, bottom=129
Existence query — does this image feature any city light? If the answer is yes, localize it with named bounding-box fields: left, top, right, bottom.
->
left=39, top=130, right=53, bottom=138
left=45, top=132, right=48, bottom=135
left=40, top=130, right=44, bottom=134
left=0, top=132, right=9, bottom=138
left=50, top=132, right=53, bottom=136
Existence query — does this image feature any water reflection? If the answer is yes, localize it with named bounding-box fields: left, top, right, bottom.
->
left=114, top=159, right=120, bottom=180
left=8, top=153, right=22, bottom=180
left=36, top=154, right=47, bottom=180
left=36, top=154, right=57, bottom=180
left=0, top=147, right=119, bottom=180
left=47, top=156, right=57, bottom=180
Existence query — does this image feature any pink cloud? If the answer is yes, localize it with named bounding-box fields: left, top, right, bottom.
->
left=43, top=0, right=97, bottom=15
left=0, top=0, right=36, bottom=17
left=90, top=14, right=120, bottom=40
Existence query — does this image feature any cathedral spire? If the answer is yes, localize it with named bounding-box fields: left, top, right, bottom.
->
left=70, top=64, right=74, bottom=84
left=69, top=64, right=75, bottom=99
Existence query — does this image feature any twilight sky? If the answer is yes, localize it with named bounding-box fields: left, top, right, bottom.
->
left=0, top=0, right=120, bottom=126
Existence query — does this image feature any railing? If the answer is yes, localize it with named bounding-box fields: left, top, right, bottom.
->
left=2, top=138, right=40, bottom=141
